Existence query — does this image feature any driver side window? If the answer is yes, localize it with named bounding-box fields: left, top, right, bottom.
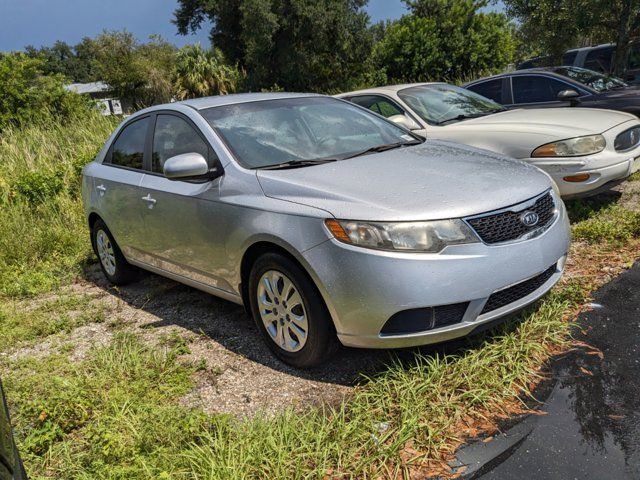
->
left=152, top=115, right=211, bottom=174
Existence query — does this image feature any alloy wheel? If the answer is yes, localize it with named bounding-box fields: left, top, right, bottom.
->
left=96, top=229, right=117, bottom=276
left=257, top=269, right=308, bottom=352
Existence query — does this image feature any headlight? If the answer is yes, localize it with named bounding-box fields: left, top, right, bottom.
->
left=614, top=126, right=640, bottom=152
left=324, top=219, right=479, bottom=252
left=531, top=135, right=606, bottom=157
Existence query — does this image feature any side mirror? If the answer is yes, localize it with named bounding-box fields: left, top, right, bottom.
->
left=557, top=89, right=580, bottom=105
left=388, top=114, right=422, bottom=131
left=163, top=152, right=211, bottom=180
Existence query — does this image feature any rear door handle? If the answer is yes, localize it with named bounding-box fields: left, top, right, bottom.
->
left=141, top=193, right=157, bottom=208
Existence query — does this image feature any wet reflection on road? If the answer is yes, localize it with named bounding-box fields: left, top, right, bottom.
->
left=478, top=261, right=640, bottom=479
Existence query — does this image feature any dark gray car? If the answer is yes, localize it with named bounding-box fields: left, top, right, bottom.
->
left=465, top=67, right=640, bottom=117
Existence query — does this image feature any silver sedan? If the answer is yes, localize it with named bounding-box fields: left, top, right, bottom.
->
left=82, top=93, right=570, bottom=367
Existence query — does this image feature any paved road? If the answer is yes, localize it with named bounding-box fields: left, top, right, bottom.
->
left=454, top=261, right=640, bottom=479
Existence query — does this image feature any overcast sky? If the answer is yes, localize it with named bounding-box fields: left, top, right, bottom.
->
left=0, top=0, right=409, bottom=52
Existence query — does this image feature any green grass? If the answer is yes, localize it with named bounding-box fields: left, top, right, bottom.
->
left=2, top=333, right=209, bottom=480
left=0, top=114, right=117, bottom=296
left=0, top=293, right=106, bottom=351
left=0, top=115, right=639, bottom=479
left=568, top=201, right=640, bottom=243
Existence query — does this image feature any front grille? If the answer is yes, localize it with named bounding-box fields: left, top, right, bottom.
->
left=481, top=264, right=557, bottom=315
left=467, top=192, right=556, bottom=244
left=381, top=302, right=469, bottom=335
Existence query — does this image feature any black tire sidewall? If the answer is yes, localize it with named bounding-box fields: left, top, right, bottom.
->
left=248, top=253, right=335, bottom=368
left=91, top=219, right=136, bottom=285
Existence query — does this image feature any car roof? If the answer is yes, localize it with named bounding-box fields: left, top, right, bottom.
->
left=179, top=92, right=323, bottom=110
left=136, top=92, right=325, bottom=115
left=464, top=67, right=574, bottom=86
left=337, top=82, right=445, bottom=97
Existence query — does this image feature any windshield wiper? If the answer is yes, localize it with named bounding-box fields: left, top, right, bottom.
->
left=433, top=109, right=505, bottom=126
left=257, top=158, right=338, bottom=170
left=342, top=140, right=423, bottom=159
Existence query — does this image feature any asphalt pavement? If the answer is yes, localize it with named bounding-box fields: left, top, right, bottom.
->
left=451, top=260, right=640, bottom=479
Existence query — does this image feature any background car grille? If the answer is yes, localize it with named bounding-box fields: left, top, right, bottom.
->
left=380, top=302, right=469, bottom=335
left=480, top=264, right=557, bottom=315
left=467, top=192, right=555, bottom=244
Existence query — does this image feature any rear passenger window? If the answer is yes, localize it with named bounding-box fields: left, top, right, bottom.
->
left=110, top=117, right=149, bottom=170
left=467, top=79, right=503, bottom=103
left=512, top=76, right=567, bottom=103
left=584, top=47, right=614, bottom=73
left=152, top=115, right=210, bottom=174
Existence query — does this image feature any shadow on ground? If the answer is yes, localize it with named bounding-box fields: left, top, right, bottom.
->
left=82, top=264, right=529, bottom=389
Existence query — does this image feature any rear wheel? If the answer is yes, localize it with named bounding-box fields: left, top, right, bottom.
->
left=91, top=219, right=138, bottom=285
left=248, top=253, right=337, bottom=368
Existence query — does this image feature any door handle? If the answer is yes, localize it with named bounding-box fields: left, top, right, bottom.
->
left=96, top=184, right=107, bottom=195
left=141, top=193, right=157, bottom=208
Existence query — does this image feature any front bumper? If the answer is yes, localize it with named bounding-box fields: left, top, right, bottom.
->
left=302, top=198, right=571, bottom=349
left=527, top=148, right=640, bottom=199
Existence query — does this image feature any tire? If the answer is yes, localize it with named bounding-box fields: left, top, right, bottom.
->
left=91, top=219, right=138, bottom=285
left=248, top=252, right=338, bottom=368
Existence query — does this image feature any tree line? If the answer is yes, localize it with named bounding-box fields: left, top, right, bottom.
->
left=1, top=0, right=637, bottom=130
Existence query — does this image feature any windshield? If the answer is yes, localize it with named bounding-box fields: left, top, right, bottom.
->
left=551, top=66, right=628, bottom=92
left=200, top=97, right=420, bottom=169
left=397, top=84, right=504, bottom=125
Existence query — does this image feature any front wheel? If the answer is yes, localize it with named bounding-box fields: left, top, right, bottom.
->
left=248, top=253, right=338, bottom=368
left=91, top=219, right=138, bottom=285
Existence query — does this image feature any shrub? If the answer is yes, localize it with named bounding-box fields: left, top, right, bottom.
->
left=0, top=113, right=116, bottom=296
left=373, top=0, right=516, bottom=82
left=12, top=170, right=65, bottom=203
left=0, top=53, right=92, bottom=130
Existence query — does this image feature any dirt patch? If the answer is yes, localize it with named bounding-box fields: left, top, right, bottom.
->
left=22, top=264, right=387, bottom=417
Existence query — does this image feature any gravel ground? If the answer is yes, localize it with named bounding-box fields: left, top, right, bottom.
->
left=15, top=264, right=391, bottom=417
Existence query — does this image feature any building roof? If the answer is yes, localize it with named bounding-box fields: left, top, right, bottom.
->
left=64, top=82, right=111, bottom=94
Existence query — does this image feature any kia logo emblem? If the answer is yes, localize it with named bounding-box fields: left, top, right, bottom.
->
left=520, top=211, right=540, bottom=227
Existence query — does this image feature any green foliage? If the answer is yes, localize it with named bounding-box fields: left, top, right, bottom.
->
left=571, top=203, right=640, bottom=243
left=373, top=0, right=516, bottom=83
left=12, top=170, right=65, bottom=204
left=0, top=293, right=105, bottom=351
left=174, top=44, right=243, bottom=99
left=25, top=38, right=99, bottom=83
left=91, top=31, right=177, bottom=108
left=504, top=0, right=640, bottom=73
left=0, top=113, right=117, bottom=296
left=0, top=53, right=92, bottom=130
left=174, top=0, right=375, bottom=92
left=3, top=333, right=208, bottom=478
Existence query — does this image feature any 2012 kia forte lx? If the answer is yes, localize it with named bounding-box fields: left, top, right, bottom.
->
left=82, top=93, right=570, bottom=367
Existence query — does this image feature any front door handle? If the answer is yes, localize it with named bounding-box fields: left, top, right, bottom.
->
left=141, top=193, right=157, bottom=208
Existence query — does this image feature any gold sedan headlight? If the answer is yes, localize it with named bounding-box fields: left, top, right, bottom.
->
left=532, top=135, right=606, bottom=157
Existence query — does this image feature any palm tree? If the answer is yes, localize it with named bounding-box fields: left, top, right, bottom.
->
left=174, top=44, right=243, bottom=99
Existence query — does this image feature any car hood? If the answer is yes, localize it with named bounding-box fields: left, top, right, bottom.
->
left=256, top=141, right=551, bottom=221
left=596, top=86, right=640, bottom=100
left=453, top=107, right=634, bottom=136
